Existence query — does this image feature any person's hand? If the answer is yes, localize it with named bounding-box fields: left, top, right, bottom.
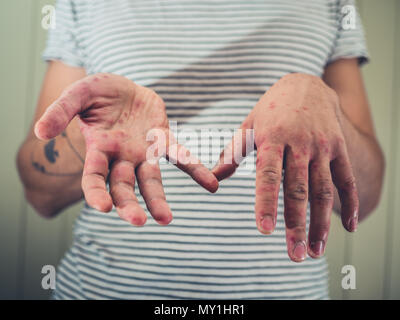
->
left=35, top=73, right=218, bottom=225
left=212, top=73, right=359, bottom=262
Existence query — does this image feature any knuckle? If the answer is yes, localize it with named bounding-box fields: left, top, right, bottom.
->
left=333, top=134, right=346, bottom=153
left=286, top=182, right=308, bottom=201
left=260, top=167, right=281, bottom=185
left=291, top=132, right=311, bottom=147
left=254, top=131, right=268, bottom=146
left=341, top=176, right=357, bottom=193
left=313, top=180, right=334, bottom=204
left=268, top=126, right=284, bottom=142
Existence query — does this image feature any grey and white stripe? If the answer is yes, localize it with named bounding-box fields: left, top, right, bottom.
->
left=44, top=0, right=368, bottom=300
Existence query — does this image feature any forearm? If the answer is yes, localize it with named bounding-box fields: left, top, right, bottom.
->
left=333, top=109, right=385, bottom=221
left=17, top=118, right=86, bottom=217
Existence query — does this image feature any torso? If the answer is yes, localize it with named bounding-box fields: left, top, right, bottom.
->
left=54, top=0, right=343, bottom=299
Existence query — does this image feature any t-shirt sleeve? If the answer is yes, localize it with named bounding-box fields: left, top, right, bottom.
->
left=327, top=0, right=369, bottom=66
left=42, top=0, right=85, bottom=68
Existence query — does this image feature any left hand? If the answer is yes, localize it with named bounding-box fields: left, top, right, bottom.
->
left=212, top=73, right=359, bottom=262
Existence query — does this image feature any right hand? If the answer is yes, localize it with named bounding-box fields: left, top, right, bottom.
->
left=34, top=73, right=218, bottom=226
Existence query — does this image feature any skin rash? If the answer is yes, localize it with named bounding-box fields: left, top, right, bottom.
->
left=28, top=69, right=384, bottom=263
left=212, top=73, right=360, bottom=262
left=34, top=73, right=219, bottom=226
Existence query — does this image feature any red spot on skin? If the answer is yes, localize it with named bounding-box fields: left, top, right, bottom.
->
left=102, top=74, right=109, bottom=79
left=319, top=138, right=328, bottom=146
left=269, top=102, right=276, bottom=109
left=105, top=119, right=114, bottom=127
left=123, top=112, right=128, bottom=117
left=302, top=106, right=308, bottom=111
left=59, top=100, right=67, bottom=109
left=288, top=235, right=299, bottom=245
left=318, top=137, right=330, bottom=154
left=281, top=93, right=286, bottom=96
left=118, top=119, right=123, bottom=124
left=102, top=133, right=108, bottom=139
left=295, top=109, right=300, bottom=113
left=311, top=162, right=319, bottom=170
left=276, top=146, right=283, bottom=159
left=294, top=153, right=300, bottom=159
left=80, top=86, right=88, bottom=95
left=115, top=131, right=126, bottom=139
left=262, top=145, right=271, bottom=152
left=93, top=77, right=99, bottom=82
left=135, top=99, right=145, bottom=107
left=80, top=126, right=88, bottom=134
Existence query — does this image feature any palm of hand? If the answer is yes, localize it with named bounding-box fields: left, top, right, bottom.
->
left=35, top=73, right=218, bottom=225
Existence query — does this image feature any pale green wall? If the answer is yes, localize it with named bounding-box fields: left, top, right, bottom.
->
left=0, top=0, right=399, bottom=299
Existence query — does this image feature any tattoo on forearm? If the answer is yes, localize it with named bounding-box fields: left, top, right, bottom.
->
left=61, top=131, right=84, bottom=164
left=31, top=152, right=82, bottom=176
left=44, top=139, right=59, bottom=163
left=31, top=131, right=84, bottom=176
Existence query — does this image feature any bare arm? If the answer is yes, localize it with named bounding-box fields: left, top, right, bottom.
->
left=16, top=61, right=86, bottom=217
left=323, top=58, right=385, bottom=222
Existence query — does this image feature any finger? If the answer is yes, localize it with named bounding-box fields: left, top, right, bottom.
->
left=81, top=148, right=113, bottom=213
left=308, top=157, right=335, bottom=258
left=136, top=161, right=172, bottom=225
left=166, top=132, right=219, bottom=193
left=212, top=120, right=254, bottom=181
left=283, top=147, right=309, bottom=262
left=255, top=143, right=284, bottom=235
left=109, top=159, right=147, bottom=226
left=34, top=80, right=93, bottom=140
left=330, top=146, right=359, bottom=232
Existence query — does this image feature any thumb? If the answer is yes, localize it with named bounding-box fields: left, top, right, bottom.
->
left=34, top=79, right=93, bottom=140
left=212, top=119, right=254, bottom=181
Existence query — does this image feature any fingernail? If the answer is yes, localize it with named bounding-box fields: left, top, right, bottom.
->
left=293, top=241, right=307, bottom=261
left=310, top=240, right=325, bottom=256
left=261, top=216, right=275, bottom=234
left=348, top=217, right=358, bottom=232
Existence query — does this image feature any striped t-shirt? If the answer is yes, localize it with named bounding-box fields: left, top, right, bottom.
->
left=43, top=0, right=368, bottom=299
